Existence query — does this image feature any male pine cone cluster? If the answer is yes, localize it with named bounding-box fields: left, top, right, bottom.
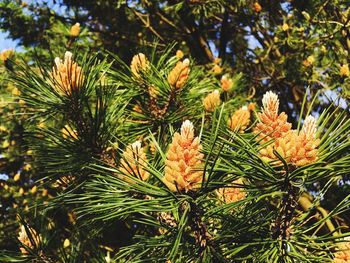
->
left=255, top=91, right=319, bottom=167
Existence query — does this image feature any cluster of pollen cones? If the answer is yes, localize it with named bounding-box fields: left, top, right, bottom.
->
left=255, top=91, right=319, bottom=167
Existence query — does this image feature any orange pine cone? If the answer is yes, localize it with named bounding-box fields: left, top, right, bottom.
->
left=168, top=58, right=190, bottom=89
left=291, top=116, right=319, bottom=166
left=220, top=74, right=233, bottom=92
left=163, top=120, right=204, bottom=192
left=254, top=91, right=291, bottom=143
left=130, top=53, right=149, bottom=78
left=203, top=90, right=221, bottom=112
left=217, top=178, right=246, bottom=204
left=119, top=141, right=149, bottom=182
left=228, top=106, right=251, bottom=133
left=52, top=51, right=83, bottom=95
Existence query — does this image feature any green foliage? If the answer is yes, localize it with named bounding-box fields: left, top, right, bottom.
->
left=0, top=0, right=349, bottom=262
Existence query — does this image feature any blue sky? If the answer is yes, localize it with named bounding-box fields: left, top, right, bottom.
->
left=0, top=31, right=21, bottom=51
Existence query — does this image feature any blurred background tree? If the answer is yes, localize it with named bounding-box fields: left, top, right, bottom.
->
left=0, top=0, right=349, bottom=260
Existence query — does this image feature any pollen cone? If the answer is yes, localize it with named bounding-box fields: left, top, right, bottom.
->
left=119, top=141, right=149, bottom=182
left=254, top=91, right=291, bottom=143
left=217, top=178, right=246, bottom=204
left=163, top=120, right=204, bottom=192
left=130, top=53, right=149, bottom=78
left=52, top=51, right=83, bottom=95
left=203, top=90, right=221, bottom=112
left=291, top=116, right=319, bottom=166
left=259, top=116, right=319, bottom=167
left=228, top=106, right=251, bottom=133
left=168, top=58, right=190, bottom=89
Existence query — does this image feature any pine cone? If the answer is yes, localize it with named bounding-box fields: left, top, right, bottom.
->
left=52, top=51, right=83, bottom=95
left=118, top=141, right=149, bottom=182
left=254, top=91, right=291, bottom=143
left=163, top=120, right=204, bottom=192
left=203, top=90, right=221, bottom=112
left=168, top=58, right=190, bottom=89
left=228, top=106, right=251, bottom=133
left=130, top=53, right=149, bottom=78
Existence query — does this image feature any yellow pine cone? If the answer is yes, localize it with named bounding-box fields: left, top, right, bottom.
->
left=291, top=116, right=319, bottom=166
left=0, top=49, right=14, bottom=61
left=176, top=50, right=184, bottom=59
left=228, top=106, right=251, bottom=133
left=340, top=64, right=349, bottom=77
left=119, top=141, right=149, bottom=182
left=203, top=90, right=221, bottom=112
left=168, top=58, right=190, bottom=89
left=282, top=23, right=289, bottom=31
left=220, top=74, right=233, bottom=92
left=130, top=53, right=149, bottom=78
left=163, top=120, right=204, bottom=192
left=253, top=2, right=262, bottom=13
left=217, top=178, right=246, bottom=204
left=70, top=22, right=81, bottom=37
left=18, top=225, right=41, bottom=254
left=254, top=91, right=291, bottom=143
left=333, top=237, right=350, bottom=263
left=52, top=51, right=83, bottom=95
left=212, top=64, right=222, bottom=75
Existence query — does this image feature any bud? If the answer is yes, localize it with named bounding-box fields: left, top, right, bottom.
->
left=14, top=173, right=20, bottom=182
left=168, top=59, right=190, bottom=89
left=52, top=51, right=83, bottom=95
left=212, top=64, right=222, bottom=75
left=30, top=185, right=37, bottom=194
left=63, top=238, right=70, bottom=248
left=163, top=120, right=204, bottom=192
left=176, top=50, right=184, bottom=59
left=203, top=90, right=221, bottom=112
left=228, top=106, right=251, bottom=133
left=282, top=23, right=289, bottom=31
left=0, top=49, right=14, bottom=62
left=118, top=141, right=149, bottom=182
left=70, top=22, right=81, bottom=37
left=130, top=53, right=149, bottom=78
left=11, top=87, right=21, bottom=96
left=252, top=2, right=262, bottom=13
left=220, top=75, right=233, bottom=92
left=340, top=64, right=349, bottom=77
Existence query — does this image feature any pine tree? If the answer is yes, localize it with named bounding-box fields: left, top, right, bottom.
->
left=0, top=46, right=348, bottom=262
